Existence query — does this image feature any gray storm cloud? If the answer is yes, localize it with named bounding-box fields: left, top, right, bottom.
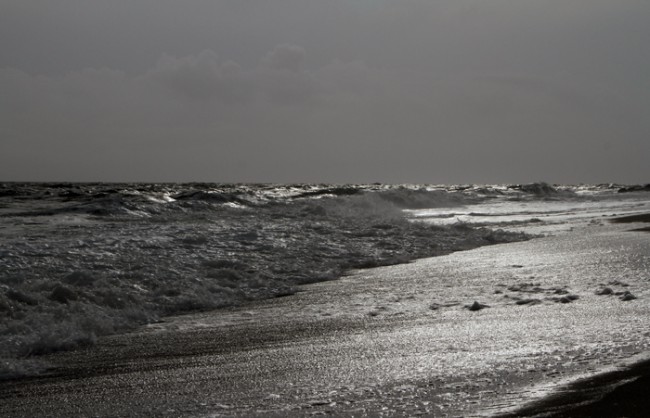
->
left=263, top=44, right=306, bottom=73
left=148, top=50, right=252, bottom=103
left=1, top=1, right=649, bottom=183
left=145, top=46, right=318, bottom=106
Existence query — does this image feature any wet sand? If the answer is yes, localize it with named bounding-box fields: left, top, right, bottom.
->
left=611, top=212, right=650, bottom=232
left=1, top=222, right=649, bottom=417
left=611, top=212, right=650, bottom=224
left=498, top=357, right=650, bottom=417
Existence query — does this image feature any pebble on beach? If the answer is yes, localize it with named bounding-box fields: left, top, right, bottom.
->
left=515, top=298, right=542, bottom=306
left=595, top=287, right=614, bottom=296
left=466, top=301, right=489, bottom=311
left=620, top=291, right=637, bottom=301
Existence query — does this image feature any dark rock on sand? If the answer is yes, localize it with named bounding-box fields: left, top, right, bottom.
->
left=429, top=302, right=459, bottom=311
left=608, top=280, right=629, bottom=287
left=595, top=287, right=614, bottom=296
left=508, top=283, right=544, bottom=293
left=620, top=291, right=637, bottom=301
left=466, top=301, right=489, bottom=311
left=516, top=298, right=542, bottom=306
left=550, top=294, right=579, bottom=303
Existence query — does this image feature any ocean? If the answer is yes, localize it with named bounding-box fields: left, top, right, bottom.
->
left=1, top=182, right=649, bottom=415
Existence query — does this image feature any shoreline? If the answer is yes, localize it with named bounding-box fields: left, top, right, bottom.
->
left=496, top=355, right=650, bottom=417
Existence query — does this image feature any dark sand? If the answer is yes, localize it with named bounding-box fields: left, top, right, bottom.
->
left=611, top=213, right=650, bottom=224
left=497, top=358, right=650, bottom=417
left=611, top=213, right=650, bottom=232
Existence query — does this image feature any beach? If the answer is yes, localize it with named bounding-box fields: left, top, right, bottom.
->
left=1, top=214, right=649, bottom=416
left=3, top=1, right=650, bottom=414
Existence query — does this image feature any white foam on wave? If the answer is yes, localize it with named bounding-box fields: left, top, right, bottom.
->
left=408, top=188, right=650, bottom=235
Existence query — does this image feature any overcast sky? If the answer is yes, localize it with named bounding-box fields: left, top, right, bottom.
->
left=1, top=1, right=648, bottom=184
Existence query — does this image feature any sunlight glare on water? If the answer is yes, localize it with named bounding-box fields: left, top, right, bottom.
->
left=407, top=192, right=650, bottom=235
